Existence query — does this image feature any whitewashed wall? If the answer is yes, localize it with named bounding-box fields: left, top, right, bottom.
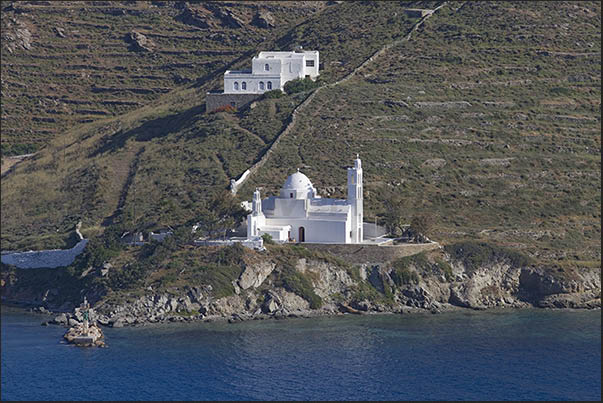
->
left=1, top=239, right=88, bottom=269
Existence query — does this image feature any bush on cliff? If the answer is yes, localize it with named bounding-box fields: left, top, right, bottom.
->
left=390, top=254, right=423, bottom=286
left=444, top=241, right=533, bottom=272
left=275, top=265, right=323, bottom=309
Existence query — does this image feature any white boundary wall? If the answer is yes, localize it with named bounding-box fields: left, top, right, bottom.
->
left=1, top=239, right=89, bottom=269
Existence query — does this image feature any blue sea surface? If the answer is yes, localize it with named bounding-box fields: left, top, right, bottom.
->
left=1, top=307, right=600, bottom=401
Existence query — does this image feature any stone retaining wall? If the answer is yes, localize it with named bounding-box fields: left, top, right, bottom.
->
left=194, top=238, right=264, bottom=250
left=304, top=242, right=440, bottom=265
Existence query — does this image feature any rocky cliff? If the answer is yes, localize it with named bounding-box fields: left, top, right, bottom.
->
left=2, top=243, right=599, bottom=327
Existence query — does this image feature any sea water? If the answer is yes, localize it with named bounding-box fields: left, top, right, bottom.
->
left=1, top=306, right=600, bottom=401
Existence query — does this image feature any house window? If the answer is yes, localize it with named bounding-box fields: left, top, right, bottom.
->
left=242, top=82, right=247, bottom=90
left=267, top=81, right=272, bottom=90
left=259, top=81, right=265, bottom=90
left=265, top=63, right=269, bottom=71
left=290, top=193, right=293, bottom=198
left=233, top=82, right=239, bottom=91
left=306, top=60, right=315, bottom=67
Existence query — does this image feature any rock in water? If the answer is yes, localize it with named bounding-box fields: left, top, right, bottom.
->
left=63, top=323, right=106, bottom=347
left=53, top=313, right=68, bottom=325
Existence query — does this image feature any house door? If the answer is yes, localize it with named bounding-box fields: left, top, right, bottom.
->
left=298, top=227, right=305, bottom=243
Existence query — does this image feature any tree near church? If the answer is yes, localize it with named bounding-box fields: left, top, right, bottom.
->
left=408, top=213, right=435, bottom=242
left=196, top=191, right=247, bottom=240
left=382, top=192, right=406, bottom=237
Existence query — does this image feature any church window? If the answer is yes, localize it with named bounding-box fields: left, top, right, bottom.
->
left=267, top=81, right=272, bottom=90
left=242, top=82, right=247, bottom=90
left=350, top=231, right=352, bottom=239
left=265, top=63, right=270, bottom=71
left=259, top=81, right=265, bottom=90
left=233, top=82, right=239, bottom=91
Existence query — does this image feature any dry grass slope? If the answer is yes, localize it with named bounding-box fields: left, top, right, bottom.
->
left=1, top=1, right=600, bottom=270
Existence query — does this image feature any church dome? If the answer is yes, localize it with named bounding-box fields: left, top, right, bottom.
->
left=280, top=170, right=316, bottom=199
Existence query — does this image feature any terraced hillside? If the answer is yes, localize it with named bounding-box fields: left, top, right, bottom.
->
left=0, top=1, right=600, bottom=269
left=1, top=1, right=435, bottom=250
left=241, top=1, right=601, bottom=263
left=0, top=0, right=327, bottom=155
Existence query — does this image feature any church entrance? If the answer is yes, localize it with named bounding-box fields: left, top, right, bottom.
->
left=298, top=227, right=305, bottom=242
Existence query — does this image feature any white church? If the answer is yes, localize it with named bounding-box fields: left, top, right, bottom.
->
left=247, top=156, right=364, bottom=244
left=223, top=49, right=319, bottom=94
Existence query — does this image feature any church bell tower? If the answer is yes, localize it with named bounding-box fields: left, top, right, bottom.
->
left=347, top=155, right=363, bottom=243
left=247, top=188, right=265, bottom=238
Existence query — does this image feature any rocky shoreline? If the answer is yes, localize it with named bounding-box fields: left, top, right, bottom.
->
left=3, top=245, right=600, bottom=329
left=11, top=299, right=600, bottom=331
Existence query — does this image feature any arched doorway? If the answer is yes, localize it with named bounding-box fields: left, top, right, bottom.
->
left=298, top=227, right=305, bottom=242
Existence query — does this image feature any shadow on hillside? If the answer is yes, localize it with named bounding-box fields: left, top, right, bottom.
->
left=89, top=104, right=205, bottom=157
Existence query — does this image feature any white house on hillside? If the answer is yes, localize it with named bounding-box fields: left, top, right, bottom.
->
left=224, top=50, right=319, bottom=94
left=247, top=156, right=363, bottom=244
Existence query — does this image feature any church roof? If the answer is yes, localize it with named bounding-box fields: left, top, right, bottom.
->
left=282, top=170, right=314, bottom=192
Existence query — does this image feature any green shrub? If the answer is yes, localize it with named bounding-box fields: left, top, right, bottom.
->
left=435, top=258, right=454, bottom=281
left=391, top=266, right=419, bottom=286
left=390, top=255, right=422, bottom=286
left=550, top=87, right=570, bottom=95
left=262, top=89, right=284, bottom=99
left=197, top=263, right=244, bottom=298
left=261, top=233, right=275, bottom=245
left=0, top=142, right=38, bottom=157
left=284, top=77, right=320, bottom=94
left=275, top=265, right=323, bottom=309
left=444, top=242, right=533, bottom=271
left=350, top=281, right=381, bottom=303
left=211, top=243, right=245, bottom=266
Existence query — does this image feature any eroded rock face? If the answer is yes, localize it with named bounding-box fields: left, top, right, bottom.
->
left=2, top=17, right=32, bottom=53
left=10, top=250, right=599, bottom=329
left=205, top=4, right=244, bottom=28
left=518, top=266, right=601, bottom=308
left=176, top=5, right=210, bottom=29
left=296, top=258, right=355, bottom=299
left=238, top=262, right=275, bottom=290
left=446, top=262, right=522, bottom=309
